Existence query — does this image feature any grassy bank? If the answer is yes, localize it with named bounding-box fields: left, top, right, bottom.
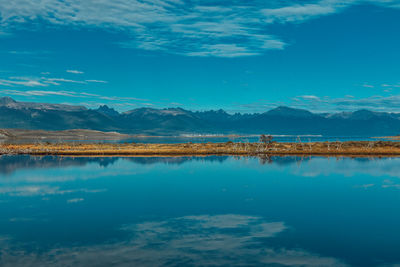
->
left=1, top=141, right=400, bottom=156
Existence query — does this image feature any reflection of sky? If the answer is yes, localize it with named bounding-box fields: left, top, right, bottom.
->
left=0, top=214, right=349, bottom=267
left=1, top=155, right=400, bottom=266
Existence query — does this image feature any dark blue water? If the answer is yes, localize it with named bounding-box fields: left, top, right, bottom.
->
left=0, top=155, right=399, bottom=266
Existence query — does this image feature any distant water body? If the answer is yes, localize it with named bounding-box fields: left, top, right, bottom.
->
left=120, top=135, right=383, bottom=144
left=0, top=135, right=385, bottom=144
left=0, top=155, right=400, bottom=266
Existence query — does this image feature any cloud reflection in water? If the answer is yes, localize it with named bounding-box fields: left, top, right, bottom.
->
left=0, top=214, right=348, bottom=267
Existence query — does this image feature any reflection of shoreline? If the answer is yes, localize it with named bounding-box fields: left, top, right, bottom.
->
left=2, top=154, right=399, bottom=177
left=0, top=154, right=346, bottom=175
left=0, top=155, right=230, bottom=175
left=0, top=156, right=118, bottom=175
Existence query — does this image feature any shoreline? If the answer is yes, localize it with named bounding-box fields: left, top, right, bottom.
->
left=1, top=141, right=400, bottom=157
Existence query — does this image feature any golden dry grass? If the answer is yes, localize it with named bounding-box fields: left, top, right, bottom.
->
left=1, top=141, right=400, bottom=156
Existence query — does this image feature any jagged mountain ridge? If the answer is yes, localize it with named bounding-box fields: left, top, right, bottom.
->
left=1, top=97, right=400, bottom=136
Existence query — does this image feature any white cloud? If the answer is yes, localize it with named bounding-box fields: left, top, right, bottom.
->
left=0, top=89, right=76, bottom=97
left=0, top=78, right=48, bottom=87
left=296, top=94, right=400, bottom=112
left=0, top=89, right=81, bottom=97
left=382, top=83, right=400, bottom=88
left=0, top=75, right=109, bottom=91
left=291, top=94, right=400, bottom=112
left=46, top=78, right=86, bottom=84
left=66, top=69, right=84, bottom=74
left=0, top=88, right=149, bottom=108
left=0, top=76, right=88, bottom=87
left=236, top=92, right=400, bottom=113
left=187, top=44, right=262, bottom=58
left=363, top=84, right=375, bottom=88
left=300, top=95, right=321, bottom=101
left=261, top=4, right=338, bottom=23
left=1, top=0, right=398, bottom=57
left=99, top=95, right=147, bottom=101
left=85, top=79, right=108, bottom=83
left=1, top=0, right=382, bottom=57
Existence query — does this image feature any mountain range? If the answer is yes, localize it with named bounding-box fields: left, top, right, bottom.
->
left=0, top=96, right=399, bottom=136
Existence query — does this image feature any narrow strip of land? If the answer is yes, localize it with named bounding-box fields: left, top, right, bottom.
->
left=0, top=129, right=131, bottom=140
left=1, top=141, right=400, bottom=156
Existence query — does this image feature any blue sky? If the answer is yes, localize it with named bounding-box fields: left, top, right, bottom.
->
left=0, top=0, right=400, bottom=113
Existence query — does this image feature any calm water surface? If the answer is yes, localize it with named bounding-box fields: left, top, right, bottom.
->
left=0, top=155, right=399, bottom=266
left=0, top=135, right=383, bottom=144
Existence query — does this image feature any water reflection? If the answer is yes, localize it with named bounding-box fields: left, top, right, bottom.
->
left=0, top=135, right=383, bottom=145
left=0, top=214, right=348, bottom=267
left=1, top=155, right=400, bottom=266
left=126, top=156, right=229, bottom=166
left=0, top=155, right=231, bottom=175
left=0, top=155, right=118, bottom=175
left=1, top=154, right=400, bottom=178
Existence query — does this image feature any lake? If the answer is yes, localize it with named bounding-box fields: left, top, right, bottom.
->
left=0, top=135, right=385, bottom=145
left=0, top=155, right=399, bottom=266
left=116, top=135, right=383, bottom=144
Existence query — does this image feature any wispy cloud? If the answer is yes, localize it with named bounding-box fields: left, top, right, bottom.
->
left=186, top=42, right=284, bottom=58
left=2, top=0, right=398, bottom=57
left=1, top=89, right=78, bottom=97
left=0, top=75, right=104, bottom=87
left=85, top=79, right=108, bottom=83
left=0, top=88, right=148, bottom=108
left=98, top=95, right=147, bottom=101
left=0, top=71, right=148, bottom=109
left=0, top=77, right=48, bottom=87
left=66, top=69, right=84, bottom=74
left=0, top=80, right=46, bottom=87
left=362, top=84, right=375, bottom=88
left=382, top=83, right=400, bottom=88
left=290, top=94, right=400, bottom=112
left=260, top=0, right=400, bottom=24
left=291, top=94, right=400, bottom=113
left=236, top=92, right=400, bottom=113
left=46, top=78, right=86, bottom=84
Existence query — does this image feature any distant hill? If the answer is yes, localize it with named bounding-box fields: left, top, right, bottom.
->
left=0, top=97, right=119, bottom=131
left=1, top=97, right=400, bottom=136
